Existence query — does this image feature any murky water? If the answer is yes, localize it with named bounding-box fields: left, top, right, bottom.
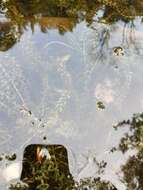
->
left=0, top=1, right=143, bottom=189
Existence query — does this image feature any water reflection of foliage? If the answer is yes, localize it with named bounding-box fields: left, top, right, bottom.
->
left=111, top=112, right=143, bottom=190
left=0, top=0, right=143, bottom=51
left=9, top=145, right=74, bottom=190
left=9, top=178, right=117, bottom=190
left=0, top=22, right=18, bottom=51
left=2, top=0, right=143, bottom=22
left=20, top=159, right=74, bottom=190
left=8, top=144, right=115, bottom=190
left=76, top=177, right=117, bottom=190
left=7, top=113, right=143, bottom=190
left=112, top=113, right=143, bottom=153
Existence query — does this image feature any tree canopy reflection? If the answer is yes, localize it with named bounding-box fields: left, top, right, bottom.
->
left=9, top=145, right=117, bottom=190
left=7, top=111, right=143, bottom=189
left=111, top=113, right=143, bottom=190
left=0, top=0, right=143, bottom=51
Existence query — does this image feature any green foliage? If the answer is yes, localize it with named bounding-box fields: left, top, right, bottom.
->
left=0, top=24, right=17, bottom=51
left=76, top=177, right=117, bottom=190
left=22, top=159, right=74, bottom=190
left=113, top=113, right=143, bottom=153
left=1, top=0, right=143, bottom=25
left=111, top=112, right=143, bottom=189
left=121, top=154, right=143, bottom=190
left=9, top=177, right=117, bottom=190
left=0, top=0, right=142, bottom=51
left=9, top=182, right=28, bottom=190
left=18, top=145, right=75, bottom=190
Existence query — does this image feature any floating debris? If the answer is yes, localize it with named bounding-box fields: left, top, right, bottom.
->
left=112, top=46, right=124, bottom=56
left=97, top=101, right=105, bottom=110
left=5, top=153, right=17, bottom=161
left=0, top=153, right=17, bottom=161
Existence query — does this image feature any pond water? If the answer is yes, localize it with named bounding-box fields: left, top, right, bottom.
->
left=0, top=1, right=143, bottom=189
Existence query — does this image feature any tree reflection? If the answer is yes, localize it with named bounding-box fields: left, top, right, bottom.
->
left=0, top=0, right=142, bottom=51
left=0, top=22, right=18, bottom=51
left=111, top=112, right=143, bottom=189
left=9, top=145, right=75, bottom=190
left=8, top=144, right=117, bottom=190
left=76, top=177, right=117, bottom=190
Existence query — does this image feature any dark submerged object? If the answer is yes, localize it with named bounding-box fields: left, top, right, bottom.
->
left=20, top=144, right=75, bottom=190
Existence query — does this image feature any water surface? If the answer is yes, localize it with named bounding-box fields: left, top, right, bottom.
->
left=0, top=1, right=143, bottom=189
